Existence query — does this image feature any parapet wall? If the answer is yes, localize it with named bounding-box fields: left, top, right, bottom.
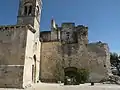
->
left=41, top=23, right=89, bottom=45
left=61, top=23, right=75, bottom=28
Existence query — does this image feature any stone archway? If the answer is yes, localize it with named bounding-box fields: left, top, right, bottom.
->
left=64, top=67, right=79, bottom=85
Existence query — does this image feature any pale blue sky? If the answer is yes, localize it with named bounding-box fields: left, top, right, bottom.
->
left=0, top=0, right=120, bottom=53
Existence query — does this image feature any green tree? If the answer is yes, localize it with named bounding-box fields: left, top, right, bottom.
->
left=110, top=52, right=120, bottom=76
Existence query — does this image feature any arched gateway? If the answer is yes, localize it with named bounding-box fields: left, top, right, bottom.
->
left=64, top=67, right=79, bottom=85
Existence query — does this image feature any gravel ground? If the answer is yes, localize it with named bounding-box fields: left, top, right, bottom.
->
left=1, top=83, right=120, bottom=90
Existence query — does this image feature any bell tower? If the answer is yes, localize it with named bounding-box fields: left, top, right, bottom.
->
left=17, top=0, right=42, bottom=39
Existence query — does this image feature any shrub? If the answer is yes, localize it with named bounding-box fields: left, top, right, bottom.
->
left=76, top=68, right=89, bottom=84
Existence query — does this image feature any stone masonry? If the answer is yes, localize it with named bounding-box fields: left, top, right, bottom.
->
left=0, top=0, right=42, bottom=89
left=0, top=0, right=112, bottom=89
left=40, top=19, right=111, bottom=83
left=0, top=25, right=39, bottom=88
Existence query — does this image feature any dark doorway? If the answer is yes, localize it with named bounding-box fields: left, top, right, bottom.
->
left=64, top=67, right=79, bottom=85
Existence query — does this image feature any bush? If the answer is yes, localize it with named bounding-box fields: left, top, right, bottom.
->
left=76, top=68, right=89, bottom=84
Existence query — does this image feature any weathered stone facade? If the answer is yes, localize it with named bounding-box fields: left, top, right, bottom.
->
left=0, top=0, right=112, bottom=89
left=0, top=0, right=42, bottom=89
left=0, top=25, right=40, bottom=88
left=88, top=42, right=111, bottom=82
left=40, top=42, right=63, bottom=82
left=40, top=19, right=111, bottom=83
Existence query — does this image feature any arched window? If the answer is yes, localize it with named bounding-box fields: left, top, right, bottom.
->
left=24, top=6, right=27, bottom=15
left=28, top=5, right=32, bottom=15
left=23, top=2, right=33, bottom=16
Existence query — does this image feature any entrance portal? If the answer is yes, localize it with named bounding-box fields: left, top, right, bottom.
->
left=64, top=67, right=79, bottom=85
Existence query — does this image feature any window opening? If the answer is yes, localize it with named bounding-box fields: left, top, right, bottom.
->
left=36, top=6, right=39, bottom=15
left=28, top=5, right=32, bottom=15
left=24, top=6, right=27, bottom=15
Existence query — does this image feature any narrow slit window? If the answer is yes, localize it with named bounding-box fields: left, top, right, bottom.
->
left=28, top=5, right=32, bottom=15
left=24, top=6, right=27, bottom=15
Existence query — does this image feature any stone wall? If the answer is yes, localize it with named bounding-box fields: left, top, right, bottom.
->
left=0, top=65, right=23, bottom=88
left=40, top=41, right=89, bottom=82
left=40, top=42, right=63, bottom=82
left=0, top=26, right=27, bottom=65
left=51, top=30, right=58, bottom=41
left=88, top=42, right=111, bottom=82
left=62, top=43, right=89, bottom=69
left=40, top=22, right=111, bottom=83
left=23, top=29, right=35, bottom=87
left=23, top=25, right=40, bottom=87
left=0, top=25, right=27, bottom=88
left=40, top=41, right=111, bottom=83
left=61, top=23, right=77, bottom=43
left=0, top=25, right=39, bottom=88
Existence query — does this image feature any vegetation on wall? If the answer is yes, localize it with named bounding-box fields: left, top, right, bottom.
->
left=76, top=68, right=89, bottom=84
left=110, top=52, right=120, bottom=76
